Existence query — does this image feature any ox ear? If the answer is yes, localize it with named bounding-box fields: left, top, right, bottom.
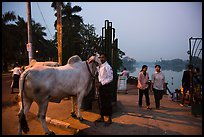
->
left=88, top=56, right=95, bottom=64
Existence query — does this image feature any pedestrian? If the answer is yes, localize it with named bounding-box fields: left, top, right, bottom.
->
left=121, top=67, right=129, bottom=94
left=11, top=62, right=22, bottom=94
left=180, top=64, right=193, bottom=106
left=96, top=53, right=113, bottom=126
left=121, top=67, right=129, bottom=77
left=193, top=67, right=202, bottom=104
left=151, top=65, right=166, bottom=109
left=137, top=65, right=151, bottom=109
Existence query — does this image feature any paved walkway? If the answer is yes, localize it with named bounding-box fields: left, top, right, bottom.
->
left=70, top=84, right=202, bottom=135
left=2, top=73, right=202, bottom=135
left=32, top=84, right=202, bottom=135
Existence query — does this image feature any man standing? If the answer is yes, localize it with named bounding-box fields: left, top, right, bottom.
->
left=151, top=65, right=166, bottom=109
left=181, top=65, right=193, bottom=106
left=96, top=53, right=113, bottom=126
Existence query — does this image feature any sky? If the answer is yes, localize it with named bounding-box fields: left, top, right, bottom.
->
left=2, top=2, right=202, bottom=62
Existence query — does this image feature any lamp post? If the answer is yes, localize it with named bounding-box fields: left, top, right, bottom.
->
left=26, top=2, right=33, bottom=65
left=57, top=2, right=62, bottom=65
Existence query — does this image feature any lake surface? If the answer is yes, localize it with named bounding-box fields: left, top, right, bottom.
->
left=129, top=65, right=185, bottom=93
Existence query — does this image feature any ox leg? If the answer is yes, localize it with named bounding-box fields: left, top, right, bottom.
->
left=71, top=96, right=77, bottom=118
left=18, top=97, right=32, bottom=135
left=18, top=108, right=24, bottom=135
left=37, top=101, right=55, bottom=135
left=23, top=98, right=33, bottom=114
left=77, top=94, right=84, bottom=121
left=18, top=109, right=23, bottom=135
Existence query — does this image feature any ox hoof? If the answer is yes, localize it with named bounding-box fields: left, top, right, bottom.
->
left=78, top=117, right=84, bottom=122
left=45, top=131, right=55, bottom=135
left=71, top=112, right=77, bottom=118
left=22, top=127, right=29, bottom=134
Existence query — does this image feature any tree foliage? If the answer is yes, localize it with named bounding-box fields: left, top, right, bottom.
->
left=121, top=56, right=136, bottom=72
left=2, top=11, right=57, bottom=72
left=2, top=2, right=125, bottom=72
left=51, top=2, right=125, bottom=69
left=51, top=2, right=84, bottom=64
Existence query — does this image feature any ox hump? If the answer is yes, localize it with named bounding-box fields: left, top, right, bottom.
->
left=67, top=55, right=82, bottom=65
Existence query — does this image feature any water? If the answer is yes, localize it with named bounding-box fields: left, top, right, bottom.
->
left=129, top=65, right=184, bottom=93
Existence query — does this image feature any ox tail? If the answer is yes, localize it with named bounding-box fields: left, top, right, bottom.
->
left=18, top=69, right=30, bottom=134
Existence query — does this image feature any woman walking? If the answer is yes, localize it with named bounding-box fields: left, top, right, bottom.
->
left=137, top=65, right=151, bottom=109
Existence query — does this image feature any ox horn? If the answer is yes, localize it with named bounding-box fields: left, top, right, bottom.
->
left=88, top=56, right=95, bottom=63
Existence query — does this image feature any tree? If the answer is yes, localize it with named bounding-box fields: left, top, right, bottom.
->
left=51, top=2, right=125, bottom=70
left=51, top=2, right=84, bottom=64
left=2, top=11, right=17, bottom=71
left=2, top=11, right=57, bottom=72
left=117, top=49, right=126, bottom=71
left=122, top=56, right=136, bottom=72
left=2, top=11, right=16, bottom=24
left=79, top=23, right=103, bottom=60
left=14, top=16, right=28, bottom=65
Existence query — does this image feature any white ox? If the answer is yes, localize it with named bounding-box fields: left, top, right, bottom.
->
left=18, top=54, right=101, bottom=135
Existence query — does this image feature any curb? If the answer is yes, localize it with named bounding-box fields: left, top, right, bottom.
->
left=46, top=117, right=70, bottom=128
left=2, top=73, right=12, bottom=76
left=18, top=101, right=70, bottom=129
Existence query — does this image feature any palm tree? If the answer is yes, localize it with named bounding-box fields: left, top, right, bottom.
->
left=14, top=16, right=28, bottom=65
left=31, top=20, right=47, bottom=61
left=2, top=11, right=17, bottom=71
left=2, top=11, right=58, bottom=72
left=2, top=11, right=16, bottom=25
left=15, top=17, right=57, bottom=62
left=51, top=2, right=83, bottom=64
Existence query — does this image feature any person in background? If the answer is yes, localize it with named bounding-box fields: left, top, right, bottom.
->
left=121, top=67, right=129, bottom=94
left=96, top=53, right=113, bottom=126
left=151, top=65, right=166, bottom=109
left=180, top=64, right=193, bottom=106
left=137, top=65, right=151, bottom=109
left=121, top=67, right=129, bottom=77
left=193, top=67, right=202, bottom=104
left=11, top=62, right=22, bottom=94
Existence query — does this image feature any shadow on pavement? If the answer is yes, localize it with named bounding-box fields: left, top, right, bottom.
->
left=76, top=119, right=183, bottom=135
left=76, top=99, right=202, bottom=135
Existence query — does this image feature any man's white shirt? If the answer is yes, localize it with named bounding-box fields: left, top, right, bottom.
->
left=98, top=61, right=113, bottom=85
left=151, top=71, right=165, bottom=90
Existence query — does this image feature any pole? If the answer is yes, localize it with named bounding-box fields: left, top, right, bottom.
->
left=26, top=2, right=33, bottom=64
left=189, top=37, right=192, bottom=66
left=57, top=2, right=62, bottom=65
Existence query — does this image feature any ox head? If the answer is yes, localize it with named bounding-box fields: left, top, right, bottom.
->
left=87, top=53, right=101, bottom=66
left=86, top=53, right=101, bottom=78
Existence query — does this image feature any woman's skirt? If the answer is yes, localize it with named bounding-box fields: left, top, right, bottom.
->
left=11, top=74, right=20, bottom=89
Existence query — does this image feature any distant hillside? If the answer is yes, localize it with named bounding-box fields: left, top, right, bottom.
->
left=155, top=57, right=202, bottom=72
left=155, top=59, right=187, bottom=72
left=121, top=56, right=136, bottom=72
left=136, top=61, right=155, bottom=68
left=122, top=56, right=202, bottom=73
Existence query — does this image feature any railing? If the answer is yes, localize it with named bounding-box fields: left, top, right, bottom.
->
left=126, top=76, right=172, bottom=95
left=127, top=76, right=138, bottom=85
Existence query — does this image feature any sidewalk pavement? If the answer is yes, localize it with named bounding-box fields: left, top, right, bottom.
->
left=2, top=72, right=202, bottom=135
left=27, top=84, right=202, bottom=135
